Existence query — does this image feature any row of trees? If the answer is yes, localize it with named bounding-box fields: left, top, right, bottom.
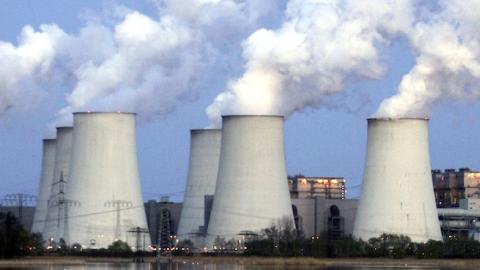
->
left=243, top=224, right=480, bottom=258
left=0, top=212, right=137, bottom=258
left=0, top=212, right=43, bottom=258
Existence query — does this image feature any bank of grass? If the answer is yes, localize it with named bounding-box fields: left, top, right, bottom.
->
left=171, top=256, right=480, bottom=268
left=2, top=256, right=480, bottom=268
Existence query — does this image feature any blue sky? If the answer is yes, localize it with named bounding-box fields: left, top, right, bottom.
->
left=0, top=0, right=479, bottom=201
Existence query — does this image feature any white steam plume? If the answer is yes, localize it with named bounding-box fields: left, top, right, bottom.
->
left=0, top=1, right=282, bottom=128
left=0, top=25, right=65, bottom=115
left=206, top=0, right=414, bottom=126
left=52, top=0, right=283, bottom=127
left=375, top=0, right=480, bottom=118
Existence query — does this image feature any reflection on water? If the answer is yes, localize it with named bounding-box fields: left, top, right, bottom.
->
left=0, top=261, right=473, bottom=270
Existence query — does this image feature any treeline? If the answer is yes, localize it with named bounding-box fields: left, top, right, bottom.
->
left=244, top=231, right=480, bottom=258
left=0, top=212, right=140, bottom=258
left=0, top=212, right=43, bottom=258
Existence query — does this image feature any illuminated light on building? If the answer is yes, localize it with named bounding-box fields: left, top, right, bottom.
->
left=289, top=175, right=346, bottom=199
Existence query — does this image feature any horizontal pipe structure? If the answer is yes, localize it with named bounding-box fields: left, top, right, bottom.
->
left=31, top=139, right=57, bottom=233
left=43, top=127, right=73, bottom=244
left=67, top=112, right=150, bottom=249
left=205, top=115, right=294, bottom=249
left=177, top=129, right=222, bottom=248
left=353, top=118, right=442, bottom=242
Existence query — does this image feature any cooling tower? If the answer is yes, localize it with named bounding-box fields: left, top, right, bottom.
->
left=177, top=129, right=222, bottom=247
left=31, top=139, right=56, bottom=233
left=353, top=118, right=442, bottom=242
left=67, top=112, right=150, bottom=249
left=43, top=127, right=73, bottom=244
left=205, top=115, right=294, bottom=249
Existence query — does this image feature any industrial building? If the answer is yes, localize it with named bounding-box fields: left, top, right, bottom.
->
left=432, top=168, right=480, bottom=240
left=19, top=110, right=480, bottom=249
left=292, top=198, right=357, bottom=238
left=144, top=198, right=182, bottom=248
left=289, top=175, right=346, bottom=199
left=432, top=168, right=480, bottom=208
left=0, top=201, right=35, bottom=231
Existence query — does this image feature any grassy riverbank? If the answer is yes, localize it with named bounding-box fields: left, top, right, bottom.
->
left=2, top=256, right=480, bottom=268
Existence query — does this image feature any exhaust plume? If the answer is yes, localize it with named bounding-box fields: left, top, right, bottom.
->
left=0, top=1, right=282, bottom=125
left=375, top=0, right=480, bottom=118
left=0, top=24, right=65, bottom=115
left=206, top=0, right=414, bottom=127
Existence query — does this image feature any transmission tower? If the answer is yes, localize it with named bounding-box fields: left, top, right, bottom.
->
left=48, top=171, right=80, bottom=244
left=159, top=207, right=173, bottom=250
left=105, top=200, right=133, bottom=241
left=2, top=193, right=36, bottom=225
left=128, top=226, right=149, bottom=250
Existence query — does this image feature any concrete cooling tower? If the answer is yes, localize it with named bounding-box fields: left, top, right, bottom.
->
left=353, top=118, right=442, bottom=242
left=43, top=127, right=73, bottom=244
left=205, top=115, right=294, bottom=249
left=31, top=139, right=56, bottom=233
left=177, top=129, right=222, bottom=247
left=67, top=112, right=150, bottom=249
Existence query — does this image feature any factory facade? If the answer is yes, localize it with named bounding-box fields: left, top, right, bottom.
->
left=4, top=166, right=480, bottom=248
left=432, top=168, right=480, bottom=208
left=288, top=175, right=346, bottom=199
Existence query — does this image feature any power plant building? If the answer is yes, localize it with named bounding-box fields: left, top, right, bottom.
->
left=432, top=168, right=480, bottom=208
left=66, top=112, right=150, bottom=249
left=144, top=198, right=182, bottom=248
left=205, top=115, right=294, bottom=249
left=289, top=175, right=346, bottom=199
left=353, top=118, right=443, bottom=242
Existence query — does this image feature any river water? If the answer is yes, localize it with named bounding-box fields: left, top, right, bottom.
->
left=0, top=261, right=475, bottom=270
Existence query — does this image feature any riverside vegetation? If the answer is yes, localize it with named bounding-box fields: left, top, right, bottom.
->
left=2, top=212, right=480, bottom=259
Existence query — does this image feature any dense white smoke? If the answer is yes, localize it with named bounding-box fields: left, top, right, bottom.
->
left=0, top=1, right=282, bottom=127
left=207, top=0, right=480, bottom=124
left=375, top=0, right=480, bottom=118
left=54, top=1, right=282, bottom=126
left=206, top=0, right=414, bottom=126
left=0, top=25, right=65, bottom=115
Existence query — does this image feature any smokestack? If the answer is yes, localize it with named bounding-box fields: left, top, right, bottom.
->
left=205, top=115, right=294, bottom=248
left=31, top=139, right=56, bottom=233
left=43, top=127, right=73, bottom=244
left=177, top=129, right=222, bottom=247
left=353, top=118, right=442, bottom=242
left=66, top=112, right=150, bottom=249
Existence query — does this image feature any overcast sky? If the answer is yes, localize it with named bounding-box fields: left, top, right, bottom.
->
left=0, top=0, right=479, bottom=202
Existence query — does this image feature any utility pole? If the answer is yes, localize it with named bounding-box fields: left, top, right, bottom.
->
left=128, top=226, right=149, bottom=263
left=105, top=200, right=133, bottom=241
